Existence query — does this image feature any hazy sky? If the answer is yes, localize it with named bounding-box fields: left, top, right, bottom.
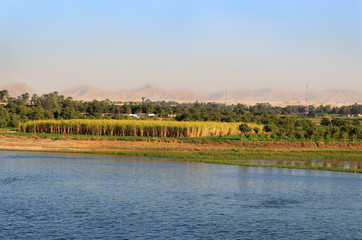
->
left=1, top=0, right=361, bottom=92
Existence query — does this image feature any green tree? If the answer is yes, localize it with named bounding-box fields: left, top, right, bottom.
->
left=239, top=123, right=252, bottom=139
left=0, top=106, right=10, bottom=127
left=350, top=103, right=361, bottom=115
left=304, top=126, right=317, bottom=141
left=20, top=93, right=30, bottom=104
left=9, top=113, right=21, bottom=127
left=0, top=90, right=9, bottom=102
left=352, top=119, right=360, bottom=127
left=263, top=124, right=278, bottom=133
left=331, top=118, right=347, bottom=127
left=330, top=127, right=340, bottom=142
left=320, top=117, right=331, bottom=126
left=28, top=107, right=46, bottom=120
left=60, top=107, right=80, bottom=119
left=276, top=128, right=286, bottom=140
left=31, top=94, right=39, bottom=106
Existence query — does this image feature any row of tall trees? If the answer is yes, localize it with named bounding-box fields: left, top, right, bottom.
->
left=1, top=91, right=361, bottom=118
left=0, top=91, right=361, bottom=141
left=259, top=116, right=361, bottom=141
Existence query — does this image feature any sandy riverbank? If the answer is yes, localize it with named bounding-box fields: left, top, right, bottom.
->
left=1, top=134, right=361, bottom=153
left=1, top=134, right=361, bottom=172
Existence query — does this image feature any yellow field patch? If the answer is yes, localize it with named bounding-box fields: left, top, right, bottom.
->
left=19, top=119, right=262, bottom=138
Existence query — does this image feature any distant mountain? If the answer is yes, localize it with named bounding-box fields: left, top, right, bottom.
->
left=309, top=89, right=362, bottom=104
left=61, top=84, right=204, bottom=102
left=61, top=85, right=361, bottom=104
left=62, top=85, right=115, bottom=100
left=118, top=84, right=204, bottom=102
left=215, top=88, right=362, bottom=104
left=211, top=88, right=303, bottom=102
left=0, top=82, right=35, bottom=96
left=1, top=82, right=361, bottom=104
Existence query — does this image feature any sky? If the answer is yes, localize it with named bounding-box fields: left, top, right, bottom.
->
left=0, top=0, right=361, bottom=92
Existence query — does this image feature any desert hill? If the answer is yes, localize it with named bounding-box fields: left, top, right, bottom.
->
left=0, top=82, right=35, bottom=96
left=62, top=84, right=204, bottom=102
left=1, top=83, right=361, bottom=104
left=61, top=85, right=361, bottom=104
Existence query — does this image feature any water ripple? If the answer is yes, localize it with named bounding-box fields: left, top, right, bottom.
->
left=0, top=150, right=361, bottom=239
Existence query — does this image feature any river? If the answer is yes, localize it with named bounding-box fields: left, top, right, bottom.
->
left=0, top=151, right=361, bottom=239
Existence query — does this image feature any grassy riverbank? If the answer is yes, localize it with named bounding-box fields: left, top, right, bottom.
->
left=1, top=131, right=362, bottom=143
left=1, top=146, right=360, bottom=173
left=1, top=148, right=360, bottom=173
left=0, top=133, right=361, bottom=173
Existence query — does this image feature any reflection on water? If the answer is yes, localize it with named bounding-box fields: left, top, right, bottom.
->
left=250, top=159, right=361, bottom=169
left=0, top=151, right=361, bottom=239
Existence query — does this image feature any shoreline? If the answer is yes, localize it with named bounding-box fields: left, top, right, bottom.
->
left=1, top=134, right=361, bottom=173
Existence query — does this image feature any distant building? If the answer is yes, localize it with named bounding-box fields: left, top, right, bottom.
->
left=349, top=114, right=362, bottom=117
left=128, top=113, right=156, bottom=118
left=129, top=114, right=140, bottom=118
left=139, top=113, right=155, bottom=118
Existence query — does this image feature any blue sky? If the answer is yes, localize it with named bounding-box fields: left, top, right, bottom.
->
left=1, top=0, right=361, bottom=92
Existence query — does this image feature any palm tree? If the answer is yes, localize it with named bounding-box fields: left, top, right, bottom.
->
left=0, top=90, right=9, bottom=102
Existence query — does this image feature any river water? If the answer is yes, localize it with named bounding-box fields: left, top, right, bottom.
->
left=0, top=151, right=361, bottom=239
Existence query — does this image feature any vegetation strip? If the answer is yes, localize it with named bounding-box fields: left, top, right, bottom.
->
left=107, top=150, right=362, bottom=161
left=0, top=90, right=361, bottom=143
left=0, top=147, right=360, bottom=173
left=2, top=132, right=362, bottom=148
left=1, top=132, right=361, bottom=156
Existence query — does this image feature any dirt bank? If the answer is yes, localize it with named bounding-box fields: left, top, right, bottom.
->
left=0, top=134, right=361, bottom=153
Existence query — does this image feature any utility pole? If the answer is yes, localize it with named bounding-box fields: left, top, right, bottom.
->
left=305, top=83, right=309, bottom=115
